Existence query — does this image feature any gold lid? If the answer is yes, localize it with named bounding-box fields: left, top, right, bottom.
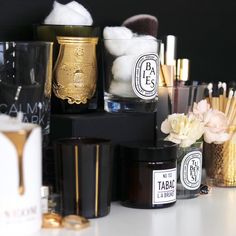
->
left=57, top=36, right=98, bottom=45
left=62, top=215, right=90, bottom=231
left=176, top=59, right=190, bottom=82
left=42, top=213, right=62, bottom=228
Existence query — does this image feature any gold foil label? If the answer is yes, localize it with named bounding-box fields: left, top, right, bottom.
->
left=53, top=37, right=98, bottom=104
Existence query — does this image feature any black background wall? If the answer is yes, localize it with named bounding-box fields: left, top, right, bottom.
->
left=0, top=0, right=236, bottom=83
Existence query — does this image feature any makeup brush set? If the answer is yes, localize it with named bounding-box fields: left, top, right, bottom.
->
left=205, top=82, right=236, bottom=127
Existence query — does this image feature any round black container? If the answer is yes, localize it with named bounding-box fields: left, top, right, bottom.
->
left=120, top=141, right=177, bottom=209
left=54, top=137, right=112, bottom=218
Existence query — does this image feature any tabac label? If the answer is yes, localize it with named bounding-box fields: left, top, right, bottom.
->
left=132, top=53, right=159, bottom=100
left=152, top=168, right=176, bottom=205
left=180, top=151, right=202, bottom=190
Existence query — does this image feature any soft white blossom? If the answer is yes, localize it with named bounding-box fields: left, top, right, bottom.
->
left=161, top=113, right=204, bottom=148
left=161, top=99, right=230, bottom=146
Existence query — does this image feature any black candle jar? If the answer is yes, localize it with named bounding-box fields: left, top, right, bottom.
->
left=120, top=141, right=177, bottom=209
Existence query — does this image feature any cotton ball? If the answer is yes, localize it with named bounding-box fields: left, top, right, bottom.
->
left=103, top=26, right=133, bottom=39
left=44, top=1, right=93, bottom=25
left=126, top=35, right=158, bottom=55
left=103, top=26, right=133, bottom=56
left=66, top=1, right=93, bottom=24
left=112, top=55, right=137, bottom=82
left=109, top=80, right=136, bottom=98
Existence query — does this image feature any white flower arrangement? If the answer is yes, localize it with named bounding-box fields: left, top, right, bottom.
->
left=161, top=99, right=230, bottom=148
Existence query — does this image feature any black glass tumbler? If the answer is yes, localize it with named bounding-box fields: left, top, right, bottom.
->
left=54, top=137, right=112, bottom=218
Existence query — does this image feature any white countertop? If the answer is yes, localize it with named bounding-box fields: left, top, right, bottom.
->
left=36, top=187, right=236, bottom=236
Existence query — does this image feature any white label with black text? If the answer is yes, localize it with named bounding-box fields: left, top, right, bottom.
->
left=132, top=53, right=159, bottom=100
left=152, top=168, right=176, bottom=205
left=180, top=151, right=202, bottom=190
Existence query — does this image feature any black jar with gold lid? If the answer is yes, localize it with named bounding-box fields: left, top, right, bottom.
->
left=120, top=140, right=177, bottom=209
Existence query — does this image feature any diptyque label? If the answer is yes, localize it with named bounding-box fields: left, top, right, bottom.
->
left=152, top=168, right=176, bottom=205
left=180, top=151, right=202, bottom=190
left=132, top=53, right=159, bottom=100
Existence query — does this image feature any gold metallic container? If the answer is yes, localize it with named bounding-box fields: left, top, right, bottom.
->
left=204, top=127, right=236, bottom=186
left=53, top=36, right=98, bottom=105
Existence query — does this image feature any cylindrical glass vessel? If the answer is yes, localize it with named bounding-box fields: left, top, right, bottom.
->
left=0, top=41, right=53, bottom=137
left=177, top=141, right=203, bottom=199
left=204, top=126, right=236, bottom=187
left=103, top=37, right=161, bottom=113
left=35, top=25, right=102, bottom=113
left=120, top=141, right=177, bottom=209
left=53, top=36, right=98, bottom=113
left=54, top=137, right=112, bottom=218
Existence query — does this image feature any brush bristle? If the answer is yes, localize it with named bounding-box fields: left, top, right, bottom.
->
left=122, top=14, right=158, bottom=37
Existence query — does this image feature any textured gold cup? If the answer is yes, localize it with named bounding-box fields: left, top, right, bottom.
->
left=53, top=36, right=98, bottom=105
left=204, top=126, right=236, bottom=186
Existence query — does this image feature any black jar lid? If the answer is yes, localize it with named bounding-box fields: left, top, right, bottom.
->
left=120, top=140, right=177, bottom=162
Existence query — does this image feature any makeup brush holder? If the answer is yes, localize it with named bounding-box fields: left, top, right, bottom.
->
left=156, top=85, right=207, bottom=138
left=204, top=127, right=236, bottom=187
left=103, top=38, right=161, bottom=113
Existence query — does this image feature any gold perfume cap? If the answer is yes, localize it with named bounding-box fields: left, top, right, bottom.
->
left=176, top=59, right=190, bottom=82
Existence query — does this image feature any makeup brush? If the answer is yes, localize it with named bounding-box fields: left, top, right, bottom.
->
left=122, top=14, right=158, bottom=37
left=227, top=91, right=236, bottom=125
left=222, top=82, right=227, bottom=110
left=207, top=83, right=213, bottom=107
left=218, top=82, right=224, bottom=112
left=225, top=89, right=234, bottom=116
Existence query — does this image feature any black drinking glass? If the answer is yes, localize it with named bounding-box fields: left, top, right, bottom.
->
left=54, top=137, right=112, bottom=218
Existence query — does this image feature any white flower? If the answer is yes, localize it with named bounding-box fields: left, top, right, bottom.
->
left=161, top=113, right=205, bottom=148
left=192, top=99, right=210, bottom=121
left=203, top=109, right=229, bottom=144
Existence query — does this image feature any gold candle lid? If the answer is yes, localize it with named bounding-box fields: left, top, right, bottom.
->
left=176, top=58, right=190, bottom=82
left=62, top=215, right=90, bottom=231
left=42, top=213, right=62, bottom=228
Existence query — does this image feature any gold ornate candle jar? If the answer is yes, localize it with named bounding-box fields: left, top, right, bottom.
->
left=53, top=36, right=98, bottom=113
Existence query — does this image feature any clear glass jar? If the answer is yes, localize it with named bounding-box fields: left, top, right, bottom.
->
left=177, top=141, right=203, bottom=199
left=103, top=37, right=161, bottom=113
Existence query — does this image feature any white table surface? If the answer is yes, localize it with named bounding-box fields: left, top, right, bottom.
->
left=35, top=187, right=236, bottom=236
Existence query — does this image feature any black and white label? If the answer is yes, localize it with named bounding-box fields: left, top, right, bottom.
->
left=152, top=168, right=176, bottom=205
left=132, top=53, right=159, bottom=100
left=180, top=151, right=202, bottom=190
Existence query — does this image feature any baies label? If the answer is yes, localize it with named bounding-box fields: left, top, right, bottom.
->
left=132, top=53, right=159, bottom=100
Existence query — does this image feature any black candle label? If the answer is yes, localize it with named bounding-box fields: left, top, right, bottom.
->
left=132, top=53, right=159, bottom=100
left=180, top=151, right=202, bottom=190
left=152, top=168, right=176, bottom=205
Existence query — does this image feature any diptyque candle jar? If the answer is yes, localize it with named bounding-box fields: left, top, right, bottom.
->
left=103, top=37, right=161, bottom=113
left=120, top=141, right=177, bottom=209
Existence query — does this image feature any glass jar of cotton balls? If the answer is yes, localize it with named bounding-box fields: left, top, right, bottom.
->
left=103, top=26, right=161, bottom=113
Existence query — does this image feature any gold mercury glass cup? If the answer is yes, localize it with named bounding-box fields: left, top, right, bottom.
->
left=53, top=36, right=98, bottom=106
left=204, top=126, right=236, bottom=186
